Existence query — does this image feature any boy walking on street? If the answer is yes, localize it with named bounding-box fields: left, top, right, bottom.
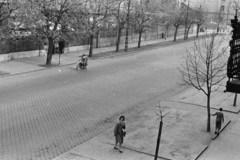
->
left=212, top=108, right=224, bottom=135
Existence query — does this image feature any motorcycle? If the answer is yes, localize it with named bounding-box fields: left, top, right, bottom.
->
left=76, top=55, right=88, bottom=70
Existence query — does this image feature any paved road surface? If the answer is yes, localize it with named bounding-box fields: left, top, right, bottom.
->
left=0, top=40, right=227, bottom=160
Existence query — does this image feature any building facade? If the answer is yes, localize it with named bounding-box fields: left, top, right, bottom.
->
left=178, top=0, right=238, bottom=26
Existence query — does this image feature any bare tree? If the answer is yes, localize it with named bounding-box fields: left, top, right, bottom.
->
left=166, top=4, right=185, bottom=41
left=195, top=4, right=208, bottom=38
left=0, top=0, right=19, bottom=39
left=232, top=0, right=240, bottom=15
left=183, top=9, right=196, bottom=40
left=178, top=33, right=228, bottom=132
left=132, top=0, right=161, bottom=48
left=111, top=0, right=128, bottom=52
left=78, top=0, right=113, bottom=57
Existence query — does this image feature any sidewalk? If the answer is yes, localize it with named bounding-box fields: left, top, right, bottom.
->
left=0, top=31, right=212, bottom=77
left=52, top=83, right=240, bottom=160
left=199, top=116, right=240, bottom=160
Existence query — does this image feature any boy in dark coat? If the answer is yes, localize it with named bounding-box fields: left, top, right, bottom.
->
left=212, top=108, right=224, bottom=135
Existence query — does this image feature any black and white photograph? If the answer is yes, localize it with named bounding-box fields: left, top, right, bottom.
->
left=0, top=0, right=239, bottom=160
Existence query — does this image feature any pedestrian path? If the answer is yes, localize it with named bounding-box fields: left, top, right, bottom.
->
left=53, top=84, right=240, bottom=160
left=198, top=116, right=240, bottom=160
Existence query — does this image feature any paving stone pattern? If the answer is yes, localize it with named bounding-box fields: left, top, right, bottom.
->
left=0, top=31, right=213, bottom=160
left=1, top=83, right=125, bottom=160
left=0, top=69, right=182, bottom=160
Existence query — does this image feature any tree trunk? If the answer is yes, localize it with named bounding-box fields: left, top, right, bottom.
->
left=196, top=24, right=200, bottom=38
left=145, top=30, right=147, bottom=40
left=89, top=34, right=94, bottom=57
left=46, top=37, right=54, bottom=66
left=207, top=94, right=211, bottom=132
left=186, top=26, right=191, bottom=39
left=233, top=93, right=237, bottom=106
left=166, top=24, right=169, bottom=37
left=38, top=41, right=41, bottom=57
left=116, top=28, right=122, bottom=52
left=174, top=26, right=178, bottom=42
left=138, top=29, right=142, bottom=48
left=154, top=120, right=163, bottom=160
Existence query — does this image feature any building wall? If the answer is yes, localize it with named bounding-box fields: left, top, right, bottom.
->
left=179, top=0, right=221, bottom=12
left=179, top=0, right=237, bottom=26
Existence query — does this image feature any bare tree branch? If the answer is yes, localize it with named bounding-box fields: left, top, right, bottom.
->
left=178, top=33, right=228, bottom=131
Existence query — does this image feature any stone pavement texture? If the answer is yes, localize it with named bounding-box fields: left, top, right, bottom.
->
left=2, top=30, right=240, bottom=160
left=53, top=84, right=240, bottom=160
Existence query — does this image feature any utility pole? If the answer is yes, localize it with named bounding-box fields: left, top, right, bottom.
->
left=184, top=0, right=190, bottom=40
left=125, top=0, right=131, bottom=51
left=217, top=1, right=223, bottom=33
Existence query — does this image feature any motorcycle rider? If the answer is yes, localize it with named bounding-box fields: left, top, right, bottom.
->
left=80, top=54, right=88, bottom=67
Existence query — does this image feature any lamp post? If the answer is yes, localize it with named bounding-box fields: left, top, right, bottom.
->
left=125, top=0, right=131, bottom=51
left=217, top=1, right=224, bottom=33
left=184, top=0, right=190, bottom=40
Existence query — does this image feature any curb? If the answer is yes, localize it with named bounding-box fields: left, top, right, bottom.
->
left=211, top=120, right=231, bottom=140
left=195, top=120, right=231, bottom=159
left=0, top=62, right=76, bottom=78
left=195, top=146, right=209, bottom=160
left=169, top=100, right=240, bottom=114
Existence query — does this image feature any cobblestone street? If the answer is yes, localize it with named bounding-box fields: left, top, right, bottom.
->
left=0, top=41, right=189, bottom=160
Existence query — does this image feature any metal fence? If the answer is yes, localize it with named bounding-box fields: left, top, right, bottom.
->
left=0, top=24, right=193, bottom=55
left=90, top=25, right=190, bottom=48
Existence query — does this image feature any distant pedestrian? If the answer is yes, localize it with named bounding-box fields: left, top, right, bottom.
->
left=212, top=108, right=224, bottom=135
left=164, top=32, right=167, bottom=40
left=114, top=115, right=126, bottom=153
